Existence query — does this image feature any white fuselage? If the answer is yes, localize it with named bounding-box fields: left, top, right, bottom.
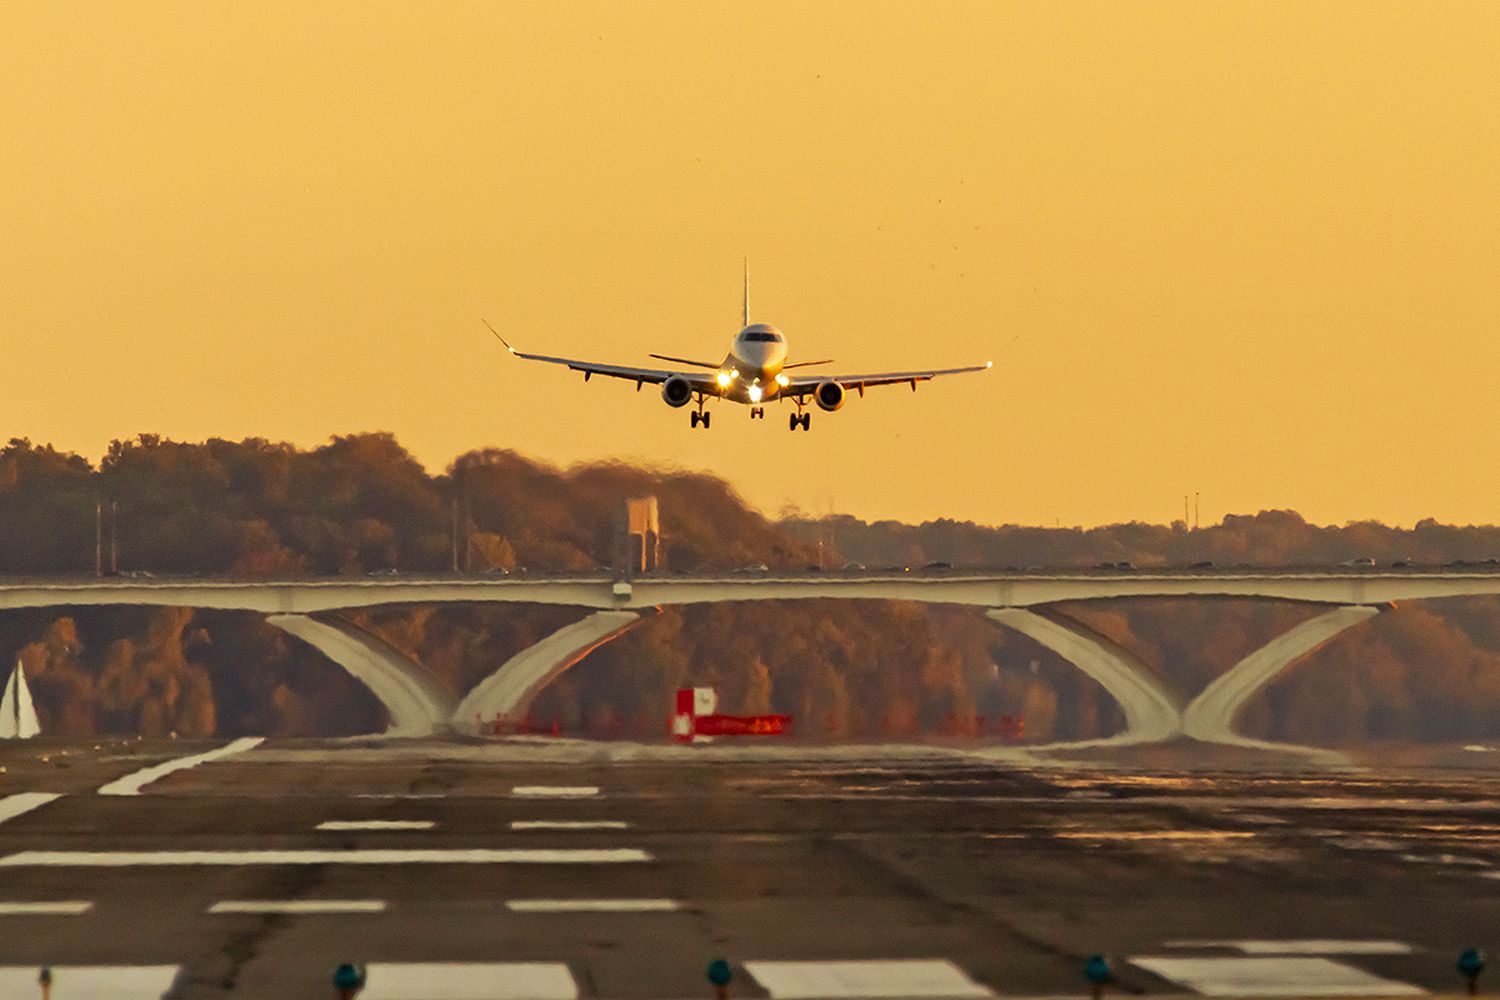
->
left=718, top=323, right=789, bottom=404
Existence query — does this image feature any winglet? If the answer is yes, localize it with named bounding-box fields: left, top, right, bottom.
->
left=742, top=257, right=749, bottom=327
left=482, top=318, right=517, bottom=354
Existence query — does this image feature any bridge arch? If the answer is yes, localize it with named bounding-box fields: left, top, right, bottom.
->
left=1180, top=604, right=1379, bottom=748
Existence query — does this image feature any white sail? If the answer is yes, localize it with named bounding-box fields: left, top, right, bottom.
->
left=0, top=666, right=16, bottom=739
left=14, top=661, right=39, bottom=738
left=0, top=661, right=40, bottom=739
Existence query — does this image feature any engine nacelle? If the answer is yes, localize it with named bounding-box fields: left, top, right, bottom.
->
left=661, top=374, right=693, bottom=408
left=814, top=380, right=846, bottom=412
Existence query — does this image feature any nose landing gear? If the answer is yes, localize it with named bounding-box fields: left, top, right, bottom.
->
left=750, top=406, right=765, bottom=420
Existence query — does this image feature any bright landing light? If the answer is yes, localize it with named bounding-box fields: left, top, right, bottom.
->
left=716, top=371, right=732, bottom=388
left=775, top=373, right=790, bottom=387
left=748, top=384, right=763, bottom=403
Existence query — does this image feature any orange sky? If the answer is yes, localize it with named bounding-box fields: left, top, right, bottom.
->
left=3, top=2, right=1498, bottom=528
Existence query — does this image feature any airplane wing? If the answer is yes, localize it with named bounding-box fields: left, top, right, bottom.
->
left=486, top=322, right=719, bottom=390
left=783, top=361, right=992, bottom=396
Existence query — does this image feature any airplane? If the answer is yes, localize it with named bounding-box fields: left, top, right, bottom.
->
left=485, top=265, right=992, bottom=431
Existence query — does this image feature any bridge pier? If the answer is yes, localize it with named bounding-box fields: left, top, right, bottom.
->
left=265, top=614, right=455, bottom=738
left=986, top=608, right=1183, bottom=745
left=1181, top=604, right=1379, bottom=749
left=452, top=610, right=647, bottom=733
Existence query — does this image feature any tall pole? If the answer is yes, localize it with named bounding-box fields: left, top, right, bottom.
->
left=95, top=500, right=103, bottom=577
left=451, top=498, right=460, bottom=573
left=109, top=501, right=118, bottom=575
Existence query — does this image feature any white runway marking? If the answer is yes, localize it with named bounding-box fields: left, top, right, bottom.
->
left=96, top=737, right=263, bottom=795
left=512, top=785, right=600, bottom=798
left=505, top=898, right=680, bottom=912
left=316, top=820, right=435, bottom=831
left=0, top=848, right=651, bottom=867
left=0, top=792, right=61, bottom=827
left=1164, top=939, right=1413, bottom=955
left=0, top=965, right=178, bottom=998
left=1130, top=956, right=1426, bottom=996
left=0, top=901, right=92, bottom=915
left=359, top=961, right=577, bottom=999
left=353, top=793, right=447, bottom=799
left=209, top=899, right=387, bottom=914
left=743, top=960, right=994, bottom=998
left=510, top=820, right=629, bottom=831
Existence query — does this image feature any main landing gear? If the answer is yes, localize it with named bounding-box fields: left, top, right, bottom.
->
left=749, top=406, right=765, bottom=420
left=788, top=411, right=811, bottom=432
left=688, top=393, right=713, bottom=429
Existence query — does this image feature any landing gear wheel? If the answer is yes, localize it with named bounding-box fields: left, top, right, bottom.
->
left=750, top=406, right=764, bottom=420
left=701, top=411, right=711, bottom=429
left=799, top=413, right=812, bottom=431
left=789, top=413, right=799, bottom=431
left=690, top=411, right=700, bottom=428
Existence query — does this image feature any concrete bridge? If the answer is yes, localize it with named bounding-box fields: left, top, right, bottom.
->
left=2, top=570, right=1494, bottom=746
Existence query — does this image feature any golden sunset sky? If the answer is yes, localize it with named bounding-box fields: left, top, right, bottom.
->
left=2, top=2, right=1497, bottom=527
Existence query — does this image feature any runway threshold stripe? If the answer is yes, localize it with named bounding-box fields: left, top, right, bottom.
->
left=316, top=820, right=435, bottom=831
left=0, top=848, right=651, bottom=867
left=359, top=961, right=577, bottom=1000
left=209, top=899, right=387, bottom=914
left=512, top=785, right=600, bottom=798
left=0, top=793, right=61, bottom=827
left=0, top=901, right=92, bottom=915
left=96, top=737, right=264, bottom=796
left=510, top=820, right=629, bottom=830
left=1164, top=939, right=1414, bottom=955
left=743, top=960, right=994, bottom=999
left=0, top=965, right=179, bottom=998
left=506, top=898, right=681, bottom=912
left=1130, top=956, right=1426, bottom=996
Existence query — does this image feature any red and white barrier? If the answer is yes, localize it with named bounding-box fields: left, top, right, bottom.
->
left=673, top=688, right=790, bottom=743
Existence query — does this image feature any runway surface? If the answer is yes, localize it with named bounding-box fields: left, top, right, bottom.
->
left=1, top=737, right=1499, bottom=998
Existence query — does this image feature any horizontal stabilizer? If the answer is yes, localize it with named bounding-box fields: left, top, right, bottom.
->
left=648, top=354, right=720, bottom=370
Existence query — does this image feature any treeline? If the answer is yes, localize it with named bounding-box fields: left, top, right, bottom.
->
left=786, top=509, right=1500, bottom=569
left=7, top=434, right=1500, bottom=745
left=0, top=434, right=809, bottom=576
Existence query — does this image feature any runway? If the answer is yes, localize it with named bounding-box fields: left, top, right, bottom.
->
left=0, top=738, right=1499, bottom=998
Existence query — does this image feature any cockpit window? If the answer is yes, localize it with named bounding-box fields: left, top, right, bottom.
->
left=743, top=331, right=784, bottom=342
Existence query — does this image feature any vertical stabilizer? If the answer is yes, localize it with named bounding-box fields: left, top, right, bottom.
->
left=742, top=258, right=750, bottom=327
left=0, top=661, right=40, bottom=739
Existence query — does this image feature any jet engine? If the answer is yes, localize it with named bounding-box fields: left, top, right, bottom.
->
left=661, top=374, right=693, bottom=408
left=814, top=380, right=846, bottom=412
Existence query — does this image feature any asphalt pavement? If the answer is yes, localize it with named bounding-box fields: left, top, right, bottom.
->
left=0, top=737, right=1498, bottom=999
